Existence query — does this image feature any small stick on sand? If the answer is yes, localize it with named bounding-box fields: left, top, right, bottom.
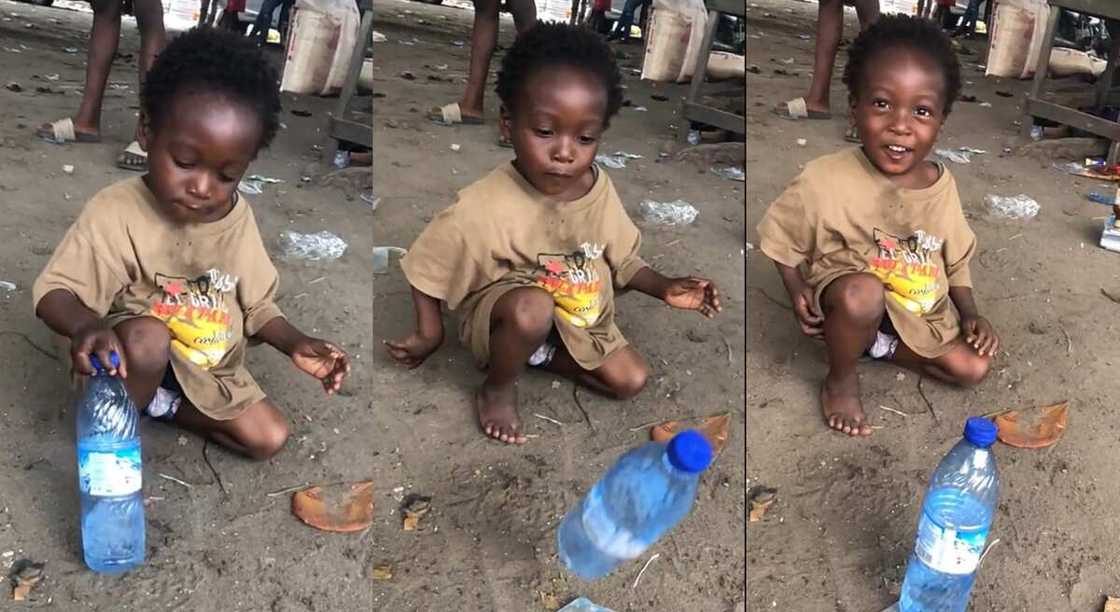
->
left=265, top=483, right=311, bottom=497
left=533, top=413, right=565, bottom=426
left=628, top=419, right=663, bottom=432
left=723, top=337, right=734, bottom=365
left=879, top=405, right=910, bottom=418
left=1059, top=324, right=1072, bottom=355
left=632, top=553, right=660, bottom=589
left=158, top=473, right=194, bottom=489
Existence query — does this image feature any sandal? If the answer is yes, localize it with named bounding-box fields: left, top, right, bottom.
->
left=498, top=133, right=513, bottom=149
left=116, top=141, right=148, bottom=172
left=773, top=97, right=832, bottom=121
left=36, top=118, right=100, bottom=144
left=428, top=102, right=484, bottom=126
left=844, top=126, right=861, bottom=143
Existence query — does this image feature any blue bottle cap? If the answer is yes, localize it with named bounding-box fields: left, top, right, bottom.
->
left=89, top=352, right=121, bottom=374
left=964, top=416, right=998, bottom=448
left=666, top=430, right=714, bottom=473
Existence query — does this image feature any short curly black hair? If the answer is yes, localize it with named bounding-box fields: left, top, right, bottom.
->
left=141, top=27, right=282, bottom=149
left=496, top=21, right=624, bottom=126
left=842, top=14, right=962, bottom=115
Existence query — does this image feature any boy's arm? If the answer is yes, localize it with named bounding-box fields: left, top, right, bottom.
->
left=773, top=261, right=823, bottom=337
left=36, top=289, right=126, bottom=377
left=253, top=316, right=351, bottom=395
left=949, top=285, right=998, bottom=356
left=385, top=287, right=444, bottom=368
left=623, top=266, right=722, bottom=318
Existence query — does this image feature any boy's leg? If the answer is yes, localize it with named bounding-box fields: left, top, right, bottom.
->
left=115, top=317, right=173, bottom=410
left=481, top=287, right=556, bottom=445
left=129, top=0, right=167, bottom=167
left=543, top=345, right=648, bottom=400
left=173, top=398, right=290, bottom=461
left=820, top=273, right=884, bottom=436
left=889, top=340, right=991, bottom=387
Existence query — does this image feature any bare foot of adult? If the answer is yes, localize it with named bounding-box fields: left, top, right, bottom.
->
left=476, top=382, right=527, bottom=445
left=820, top=373, right=871, bottom=436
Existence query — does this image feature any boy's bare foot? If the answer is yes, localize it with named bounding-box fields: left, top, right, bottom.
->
left=476, top=382, right=527, bottom=445
left=820, top=373, right=872, bottom=436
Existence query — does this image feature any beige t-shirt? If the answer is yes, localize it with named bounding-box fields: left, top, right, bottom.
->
left=401, top=162, right=648, bottom=369
left=33, top=177, right=285, bottom=419
left=757, top=147, right=976, bottom=358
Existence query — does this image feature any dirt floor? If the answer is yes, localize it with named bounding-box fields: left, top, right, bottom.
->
left=369, top=1, right=746, bottom=609
left=746, top=2, right=1120, bottom=611
left=0, top=3, right=377, bottom=608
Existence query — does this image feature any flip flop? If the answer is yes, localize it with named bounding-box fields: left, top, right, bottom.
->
left=428, top=102, right=484, bottom=126
left=498, top=133, right=513, bottom=149
left=773, top=97, right=832, bottom=121
left=844, top=125, right=861, bottom=143
left=116, top=140, right=148, bottom=172
left=36, top=118, right=101, bottom=144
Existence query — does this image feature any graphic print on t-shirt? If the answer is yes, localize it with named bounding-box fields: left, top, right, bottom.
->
left=868, top=228, right=944, bottom=314
left=148, top=269, right=237, bottom=368
left=534, top=242, right=605, bottom=328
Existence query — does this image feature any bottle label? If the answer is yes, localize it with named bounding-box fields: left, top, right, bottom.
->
left=913, top=514, right=987, bottom=575
left=79, top=446, right=142, bottom=497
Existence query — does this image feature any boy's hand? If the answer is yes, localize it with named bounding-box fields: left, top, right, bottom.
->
left=385, top=332, right=442, bottom=368
left=962, top=316, right=999, bottom=357
left=663, top=277, right=722, bottom=318
left=72, top=321, right=127, bottom=378
left=290, top=338, right=351, bottom=395
left=791, top=285, right=824, bottom=337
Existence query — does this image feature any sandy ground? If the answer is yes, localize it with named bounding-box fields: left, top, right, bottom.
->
left=746, top=2, right=1120, bottom=611
left=0, top=3, right=377, bottom=608
left=368, top=1, right=745, bottom=609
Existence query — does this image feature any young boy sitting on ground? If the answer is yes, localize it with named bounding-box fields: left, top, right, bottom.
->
left=757, top=15, right=999, bottom=437
left=33, top=28, right=350, bottom=460
left=387, top=23, right=722, bottom=445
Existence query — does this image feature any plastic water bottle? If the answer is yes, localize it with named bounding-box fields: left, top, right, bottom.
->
left=77, top=353, right=144, bottom=574
left=899, top=417, right=999, bottom=612
left=556, top=429, right=713, bottom=580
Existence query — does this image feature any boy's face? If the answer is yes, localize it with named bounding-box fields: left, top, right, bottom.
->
left=500, top=66, right=608, bottom=201
left=139, top=92, right=262, bottom=224
left=850, top=48, right=947, bottom=187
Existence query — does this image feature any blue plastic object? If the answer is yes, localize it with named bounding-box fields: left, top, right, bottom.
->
left=76, top=351, right=145, bottom=573
left=557, top=430, right=713, bottom=580
left=899, top=418, right=999, bottom=612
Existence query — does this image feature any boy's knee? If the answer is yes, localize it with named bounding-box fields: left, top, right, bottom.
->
left=244, top=419, right=289, bottom=461
left=607, top=358, right=648, bottom=400
left=501, top=288, right=554, bottom=338
left=117, top=318, right=171, bottom=371
left=956, top=354, right=991, bottom=387
left=825, top=274, right=884, bottom=323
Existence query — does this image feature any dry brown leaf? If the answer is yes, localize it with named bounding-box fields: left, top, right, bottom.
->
left=1104, top=596, right=1120, bottom=612
left=9, top=560, right=44, bottom=601
left=371, top=565, right=393, bottom=581
left=650, top=413, right=731, bottom=454
left=291, top=480, right=374, bottom=533
left=401, top=495, right=432, bottom=532
left=748, top=487, right=777, bottom=523
left=994, top=401, right=1069, bottom=449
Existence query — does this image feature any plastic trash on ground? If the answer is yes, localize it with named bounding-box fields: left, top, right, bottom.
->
left=935, top=147, right=986, bottom=164
left=0, top=280, right=15, bottom=292
left=1088, top=191, right=1117, bottom=206
left=711, top=166, right=744, bottom=182
left=238, top=174, right=284, bottom=196
left=639, top=199, right=699, bottom=225
left=595, top=152, right=643, bottom=169
left=279, top=231, right=348, bottom=261
left=558, top=597, right=615, bottom=612
left=1102, top=215, right=1120, bottom=252
left=985, top=194, right=1039, bottom=220
left=373, top=246, right=407, bottom=274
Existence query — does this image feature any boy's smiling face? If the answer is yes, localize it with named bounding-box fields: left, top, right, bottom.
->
left=850, top=47, right=947, bottom=189
left=501, top=65, right=607, bottom=201
left=140, top=92, right=263, bottom=224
